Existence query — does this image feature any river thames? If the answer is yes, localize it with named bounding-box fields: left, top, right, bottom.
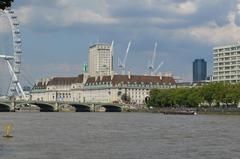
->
left=0, top=113, right=239, bottom=159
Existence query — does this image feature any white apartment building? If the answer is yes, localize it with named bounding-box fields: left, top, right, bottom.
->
left=31, top=74, right=176, bottom=105
left=88, top=43, right=113, bottom=77
left=213, top=43, right=240, bottom=83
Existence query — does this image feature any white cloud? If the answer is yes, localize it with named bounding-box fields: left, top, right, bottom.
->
left=170, top=1, right=198, bottom=15
left=145, top=0, right=152, bottom=7
left=61, top=8, right=118, bottom=26
left=177, top=12, right=240, bottom=45
left=0, top=17, right=9, bottom=34
left=15, top=6, right=34, bottom=25
left=145, top=1, right=198, bottom=16
left=0, top=7, right=33, bottom=34
left=150, top=17, right=185, bottom=25
left=13, top=2, right=118, bottom=28
left=9, top=0, right=200, bottom=29
left=179, top=1, right=198, bottom=15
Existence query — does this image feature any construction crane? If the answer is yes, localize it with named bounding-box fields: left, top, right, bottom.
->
left=153, top=61, right=164, bottom=75
left=148, top=42, right=157, bottom=75
left=118, top=41, right=131, bottom=75
left=110, top=40, right=114, bottom=73
left=110, top=40, right=114, bottom=56
left=147, top=42, right=165, bottom=76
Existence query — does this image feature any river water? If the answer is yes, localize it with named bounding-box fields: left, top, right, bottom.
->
left=0, top=113, right=239, bottom=159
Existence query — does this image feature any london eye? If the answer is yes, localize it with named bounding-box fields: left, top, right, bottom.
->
left=0, top=0, right=25, bottom=98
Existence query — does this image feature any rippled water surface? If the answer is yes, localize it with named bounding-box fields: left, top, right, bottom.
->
left=0, top=113, right=239, bottom=159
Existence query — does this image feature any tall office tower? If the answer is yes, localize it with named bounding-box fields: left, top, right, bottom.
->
left=193, top=59, right=207, bottom=82
left=88, top=43, right=113, bottom=77
left=213, top=43, right=240, bottom=83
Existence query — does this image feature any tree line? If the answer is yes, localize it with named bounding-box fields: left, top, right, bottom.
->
left=147, top=83, right=240, bottom=108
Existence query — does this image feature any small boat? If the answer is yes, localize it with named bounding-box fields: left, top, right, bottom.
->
left=2, top=123, right=13, bottom=138
left=162, top=110, right=197, bottom=115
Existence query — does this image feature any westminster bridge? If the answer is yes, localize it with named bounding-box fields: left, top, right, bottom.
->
left=0, top=100, right=124, bottom=112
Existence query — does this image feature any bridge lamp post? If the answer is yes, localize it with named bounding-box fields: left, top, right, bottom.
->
left=91, top=97, right=95, bottom=112
left=56, top=90, right=59, bottom=104
left=55, top=91, right=58, bottom=102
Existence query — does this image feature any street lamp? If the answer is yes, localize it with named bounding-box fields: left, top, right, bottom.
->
left=0, top=0, right=14, bottom=10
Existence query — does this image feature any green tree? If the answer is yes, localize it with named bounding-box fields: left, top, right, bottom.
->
left=121, top=93, right=131, bottom=104
left=201, top=84, right=216, bottom=107
left=223, top=83, right=240, bottom=107
left=213, top=82, right=226, bottom=106
left=158, top=90, right=172, bottom=107
left=173, top=88, right=189, bottom=107
left=148, top=82, right=240, bottom=108
left=187, top=88, right=204, bottom=107
left=147, top=89, right=159, bottom=107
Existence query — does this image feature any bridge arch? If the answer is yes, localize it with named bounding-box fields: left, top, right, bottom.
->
left=15, top=103, right=30, bottom=108
left=101, top=104, right=122, bottom=112
left=59, top=104, right=76, bottom=112
left=0, top=103, right=11, bottom=112
left=30, top=102, right=55, bottom=112
left=15, top=103, right=40, bottom=111
left=69, top=103, right=91, bottom=112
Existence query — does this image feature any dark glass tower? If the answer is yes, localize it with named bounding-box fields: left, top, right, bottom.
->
left=193, top=59, right=207, bottom=82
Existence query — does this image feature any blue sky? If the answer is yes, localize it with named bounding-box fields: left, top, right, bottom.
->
left=1, top=0, right=240, bottom=92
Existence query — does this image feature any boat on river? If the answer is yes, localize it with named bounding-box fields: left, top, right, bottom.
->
left=162, top=110, right=197, bottom=115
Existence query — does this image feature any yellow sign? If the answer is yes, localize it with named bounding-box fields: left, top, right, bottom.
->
left=2, top=123, right=13, bottom=138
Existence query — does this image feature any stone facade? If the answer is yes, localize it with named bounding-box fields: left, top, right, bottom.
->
left=31, top=74, right=176, bottom=105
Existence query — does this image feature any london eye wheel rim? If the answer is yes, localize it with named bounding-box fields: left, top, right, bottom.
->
left=0, top=7, right=25, bottom=98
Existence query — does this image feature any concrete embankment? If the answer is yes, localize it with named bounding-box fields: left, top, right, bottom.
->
left=148, top=107, right=240, bottom=115
left=197, top=108, right=240, bottom=115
